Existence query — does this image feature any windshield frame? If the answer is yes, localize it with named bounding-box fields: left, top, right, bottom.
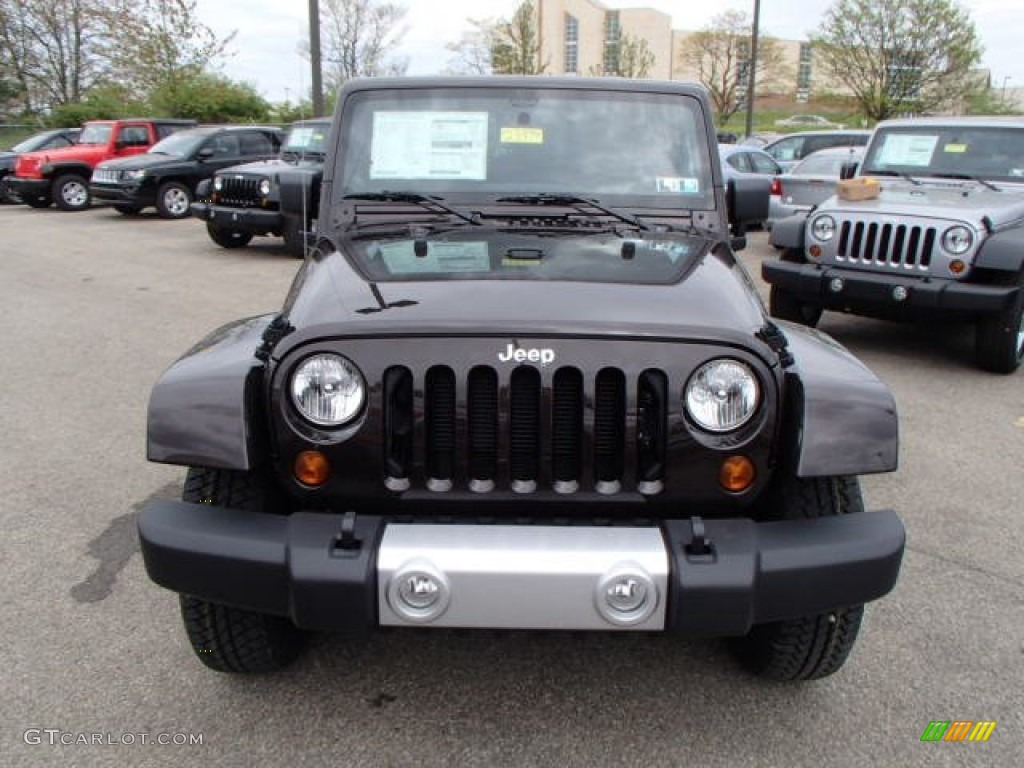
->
left=148, top=129, right=211, bottom=158
left=78, top=123, right=113, bottom=146
left=861, top=125, right=1024, bottom=184
left=282, top=122, right=330, bottom=154
left=333, top=85, right=717, bottom=214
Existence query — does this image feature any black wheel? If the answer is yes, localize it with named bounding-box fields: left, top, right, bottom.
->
left=731, top=476, right=866, bottom=681
left=206, top=222, right=254, bottom=249
left=156, top=180, right=192, bottom=219
left=178, top=467, right=305, bottom=673
left=114, top=204, right=142, bottom=215
left=52, top=173, right=91, bottom=211
left=975, top=277, right=1023, bottom=373
left=282, top=216, right=306, bottom=258
left=23, top=191, right=52, bottom=208
left=769, top=285, right=823, bottom=327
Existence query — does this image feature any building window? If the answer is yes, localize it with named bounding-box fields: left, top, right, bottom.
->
left=564, top=13, right=578, bottom=74
left=797, top=42, right=813, bottom=102
left=603, top=11, right=620, bottom=75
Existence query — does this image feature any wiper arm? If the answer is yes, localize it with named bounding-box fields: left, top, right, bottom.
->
left=866, top=170, right=921, bottom=185
left=938, top=173, right=1000, bottom=191
left=495, top=193, right=651, bottom=231
left=344, top=191, right=480, bottom=225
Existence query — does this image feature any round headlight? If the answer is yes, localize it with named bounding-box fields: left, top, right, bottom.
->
left=290, top=354, right=365, bottom=426
left=685, top=359, right=760, bottom=433
left=810, top=215, right=836, bottom=242
left=941, top=225, right=973, bottom=255
left=213, top=177, right=223, bottom=191
left=259, top=178, right=272, bottom=196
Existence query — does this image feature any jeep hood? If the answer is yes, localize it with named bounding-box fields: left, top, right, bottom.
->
left=216, top=157, right=322, bottom=177
left=824, top=180, right=1024, bottom=228
left=276, top=241, right=771, bottom=357
left=96, top=153, right=187, bottom=171
left=17, top=144, right=107, bottom=165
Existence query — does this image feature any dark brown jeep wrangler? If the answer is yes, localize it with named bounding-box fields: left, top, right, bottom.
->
left=139, top=77, right=904, bottom=681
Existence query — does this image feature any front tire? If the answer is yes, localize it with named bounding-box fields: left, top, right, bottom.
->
left=177, top=467, right=305, bottom=673
left=769, top=285, right=823, bottom=327
left=52, top=173, right=91, bottom=211
left=975, top=278, right=1024, bottom=373
left=206, top=222, right=254, bottom=249
left=156, top=180, right=192, bottom=219
left=731, top=476, right=866, bottom=681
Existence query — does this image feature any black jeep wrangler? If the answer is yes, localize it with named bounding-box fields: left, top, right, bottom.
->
left=191, top=118, right=330, bottom=257
left=139, top=77, right=904, bottom=681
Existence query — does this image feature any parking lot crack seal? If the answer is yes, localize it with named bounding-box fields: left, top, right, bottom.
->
left=70, top=482, right=180, bottom=604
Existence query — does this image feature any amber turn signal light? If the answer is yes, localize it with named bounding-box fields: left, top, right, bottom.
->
left=719, top=455, right=756, bottom=492
left=294, top=450, right=330, bottom=487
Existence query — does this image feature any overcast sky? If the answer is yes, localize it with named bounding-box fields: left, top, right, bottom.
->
left=194, top=0, right=1023, bottom=104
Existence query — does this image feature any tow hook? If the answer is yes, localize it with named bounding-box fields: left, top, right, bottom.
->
left=332, top=510, right=362, bottom=555
left=684, top=516, right=715, bottom=563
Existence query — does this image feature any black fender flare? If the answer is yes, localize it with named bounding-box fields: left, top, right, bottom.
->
left=974, top=227, right=1024, bottom=275
left=769, top=214, right=807, bottom=251
left=42, top=161, right=93, bottom=181
left=147, top=314, right=275, bottom=470
left=777, top=322, right=898, bottom=477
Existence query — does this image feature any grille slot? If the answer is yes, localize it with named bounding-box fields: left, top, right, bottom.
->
left=216, top=177, right=262, bottom=207
left=383, top=365, right=670, bottom=495
left=837, top=219, right=937, bottom=269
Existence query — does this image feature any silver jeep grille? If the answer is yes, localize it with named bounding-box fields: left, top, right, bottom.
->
left=836, top=219, right=937, bottom=270
left=216, top=177, right=263, bottom=207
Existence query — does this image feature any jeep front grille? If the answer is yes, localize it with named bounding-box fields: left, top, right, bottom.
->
left=381, top=365, right=666, bottom=495
left=216, top=177, right=263, bottom=207
left=836, top=219, right=936, bottom=269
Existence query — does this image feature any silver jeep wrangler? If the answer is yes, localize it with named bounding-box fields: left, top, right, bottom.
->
left=764, top=116, right=1024, bottom=373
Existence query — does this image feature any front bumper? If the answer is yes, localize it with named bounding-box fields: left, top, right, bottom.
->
left=6, top=176, right=50, bottom=198
left=90, top=182, right=154, bottom=206
left=763, top=260, right=1020, bottom=317
left=139, top=501, right=905, bottom=636
left=191, top=201, right=282, bottom=235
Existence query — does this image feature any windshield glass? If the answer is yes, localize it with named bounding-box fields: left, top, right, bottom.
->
left=338, top=86, right=714, bottom=208
left=78, top=124, right=112, bottom=145
left=350, top=231, right=704, bottom=284
left=862, top=125, right=1024, bottom=182
left=149, top=130, right=207, bottom=157
left=12, top=133, right=53, bottom=153
left=284, top=123, right=329, bottom=153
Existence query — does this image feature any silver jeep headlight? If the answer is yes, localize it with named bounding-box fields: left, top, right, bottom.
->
left=259, top=178, right=272, bottom=196
left=810, top=214, right=836, bottom=241
left=291, top=354, right=365, bottom=426
left=685, top=359, right=760, bottom=433
left=941, top=225, right=973, bottom=255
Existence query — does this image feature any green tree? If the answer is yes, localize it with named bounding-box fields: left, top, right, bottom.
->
left=811, top=0, right=983, bottom=120
left=150, top=73, right=270, bottom=123
left=491, top=1, right=545, bottom=75
left=679, top=10, right=788, bottom=124
left=49, top=83, right=147, bottom=126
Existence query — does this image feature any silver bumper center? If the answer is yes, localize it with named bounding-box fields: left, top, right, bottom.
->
left=377, top=524, right=668, bottom=630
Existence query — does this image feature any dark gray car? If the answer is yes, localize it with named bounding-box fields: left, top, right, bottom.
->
left=770, top=146, right=865, bottom=223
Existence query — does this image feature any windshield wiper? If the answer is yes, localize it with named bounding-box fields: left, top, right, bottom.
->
left=866, top=169, right=921, bottom=185
left=495, top=193, right=651, bottom=231
left=344, top=191, right=480, bottom=225
left=937, top=173, right=1001, bottom=191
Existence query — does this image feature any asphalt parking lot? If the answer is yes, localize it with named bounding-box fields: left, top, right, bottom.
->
left=1, top=204, right=1020, bottom=767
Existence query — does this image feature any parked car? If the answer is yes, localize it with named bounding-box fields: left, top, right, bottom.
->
left=769, top=146, right=865, bottom=225
left=7, top=118, right=195, bottom=211
left=718, top=143, right=782, bottom=228
left=139, top=76, right=903, bottom=682
left=775, top=114, right=844, bottom=130
left=763, top=130, right=871, bottom=172
left=765, top=115, right=1024, bottom=373
left=740, top=132, right=782, bottom=148
left=89, top=125, right=282, bottom=218
left=191, top=118, right=330, bottom=256
left=0, top=127, right=81, bottom=203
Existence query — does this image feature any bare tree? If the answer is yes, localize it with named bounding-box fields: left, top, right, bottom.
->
left=811, top=0, right=983, bottom=120
left=679, top=10, right=788, bottom=124
left=444, top=18, right=496, bottom=75
left=320, top=0, right=408, bottom=89
left=491, top=1, right=545, bottom=75
left=593, top=33, right=655, bottom=78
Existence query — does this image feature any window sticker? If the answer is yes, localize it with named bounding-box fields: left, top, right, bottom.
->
left=375, top=241, right=490, bottom=275
left=943, top=143, right=968, bottom=154
left=875, top=134, right=939, bottom=167
left=500, top=126, right=545, bottom=144
left=371, top=112, right=488, bottom=180
left=656, top=176, right=700, bottom=193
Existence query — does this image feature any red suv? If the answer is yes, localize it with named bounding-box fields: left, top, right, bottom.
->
left=9, top=118, right=195, bottom=211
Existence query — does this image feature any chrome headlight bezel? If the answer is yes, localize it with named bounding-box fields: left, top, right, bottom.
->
left=684, top=359, right=761, bottom=434
left=122, top=168, right=146, bottom=181
left=941, top=224, right=974, bottom=255
left=810, top=214, right=836, bottom=242
left=290, top=353, right=366, bottom=427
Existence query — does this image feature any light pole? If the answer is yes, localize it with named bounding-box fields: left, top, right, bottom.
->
left=1002, top=76, right=1012, bottom=104
left=744, top=0, right=761, bottom=139
left=309, top=0, right=324, bottom=116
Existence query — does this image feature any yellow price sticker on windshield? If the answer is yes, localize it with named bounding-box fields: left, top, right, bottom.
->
left=501, top=127, right=544, bottom=144
left=943, top=143, right=968, bottom=153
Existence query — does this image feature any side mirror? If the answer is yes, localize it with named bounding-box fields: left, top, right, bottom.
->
left=726, top=177, right=771, bottom=235
left=839, top=161, right=859, bottom=180
left=197, top=147, right=215, bottom=160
